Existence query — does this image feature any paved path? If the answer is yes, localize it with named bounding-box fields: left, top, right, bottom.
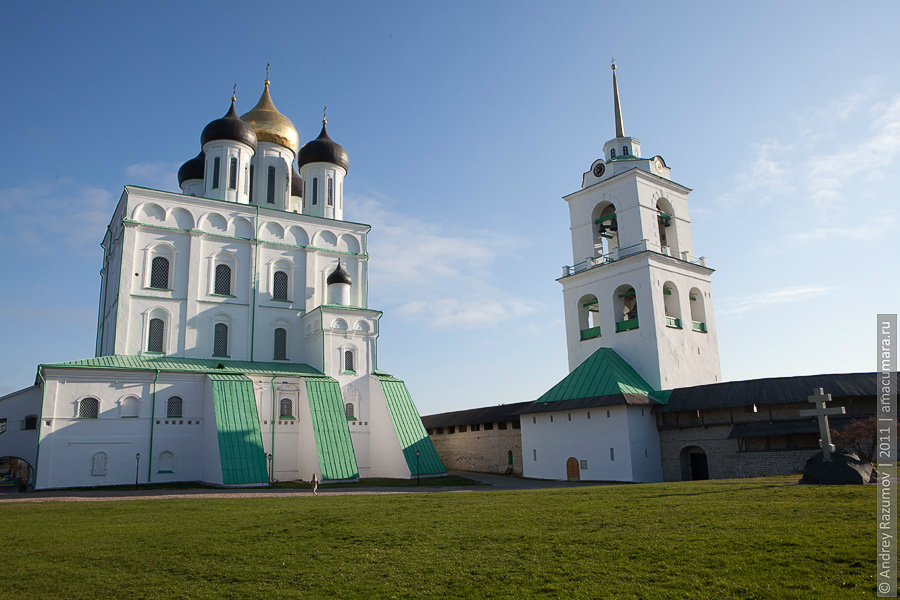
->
left=0, top=471, right=614, bottom=504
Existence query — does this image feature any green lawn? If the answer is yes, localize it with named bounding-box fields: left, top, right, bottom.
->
left=1, top=476, right=876, bottom=599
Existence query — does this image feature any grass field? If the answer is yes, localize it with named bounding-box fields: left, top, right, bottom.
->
left=1, top=476, right=876, bottom=599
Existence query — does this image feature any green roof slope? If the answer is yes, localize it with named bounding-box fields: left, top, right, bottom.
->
left=209, top=374, right=268, bottom=485
left=535, top=347, right=655, bottom=404
left=376, top=375, right=447, bottom=475
left=41, top=355, right=327, bottom=378
left=306, top=380, right=359, bottom=480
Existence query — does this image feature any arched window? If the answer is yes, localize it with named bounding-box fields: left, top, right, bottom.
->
left=610, top=148, right=616, bottom=159
left=229, top=157, right=238, bottom=190
left=273, top=270, right=289, bottom=301
left=622, top=145, right=629, bottom=156
left=280, top=398, right=293, bottom=418
left=690, top=288, right=707, bottom=333
left=312, top=177, right=318, bottom=205
left=147, top=318, right=165, bottom=353
left=249, top=165, right=255, bottom=202
left=213, top=323, right=229, bottom=356
left=591, top=202, right=618, bottom=257
left=167, top=396, right=183, bottom=418
left=150, top=256, right=170, bottom=289
left=23, top=415, right=38, bottom=430
left=266, top=166, right=276, bottom=204
left=121, top=396, right=140, bottom=418
left=327, top=178, right=334, bottom=206
left=92, top=452, right=107, bottom=476
left=345, top=402, right=355, bottom=419
left=344, top=350, right=355, bottom=373
left=614, top=285, right=639, bottom=332
left=274, top=328, right=287, bottom=360
left=663, top=282, right=682, bottom=329
left=79, top=397, right=100, bottom=419
left=158, top=451, right=176, bottom=473
left=578, top=294, right=601, bottom=340
left=212, top=157, right=220, bottom=189
left=656, top=198, right=676, bottom=252
left=214, top=264, right=232, bottom=295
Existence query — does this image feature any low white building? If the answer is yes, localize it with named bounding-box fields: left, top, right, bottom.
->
left=0, top=76, right=445, bottom=489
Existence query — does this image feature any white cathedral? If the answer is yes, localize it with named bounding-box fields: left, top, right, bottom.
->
left=0, top=75, right=446, bottom=489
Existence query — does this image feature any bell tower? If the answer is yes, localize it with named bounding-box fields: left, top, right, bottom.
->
left=558, top=63, right=722, bottom=390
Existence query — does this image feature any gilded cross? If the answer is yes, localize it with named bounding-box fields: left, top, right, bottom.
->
left=799, top=388, right=846, bottom=462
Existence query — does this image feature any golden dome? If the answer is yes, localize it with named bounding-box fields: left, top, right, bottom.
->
left=240, top=81, right=300, bottom=154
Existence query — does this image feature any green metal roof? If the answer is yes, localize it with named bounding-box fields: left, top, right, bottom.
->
left=209, top=374, right=269, bottom=485
left=534, top=347, right=655, bottom=404
left=306, top=380, right=359, bottom=480
left=376, top=375, right=447, bottom=475
left=40, top=355, right=328, bottom=378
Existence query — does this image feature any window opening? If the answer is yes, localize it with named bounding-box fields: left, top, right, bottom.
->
left=274, top=328, right=287, bottom=360
left=249, top=165, right=254, bottom=202
left=212, top=157, right=220, bottom=189
left=266, top=166, right=276, bottom=203
left=79, top=397, right=100, bottom=419
left=23, top=415, right=38, bottom=430
left=167, top=396, right=183, bottom=418
left=147, top=318, right=165, bottom=353
left=213, top=323, right=228, bottom=356
left=610, top=148, right=616, bottom=159
left=214, top=264, right=232, bottom=295
left=312, top=178, right=318, bottom=205
left=229, top=157, right=237, bottom=189
left=273, top=271, right=288, bottom=300
left=280, top=398, right=293, bottom=418
left=344, top=350, right=354, bottom=372
left=150, top=256, right=170, bottom=289
left=327, top=178, right=334, bottom=206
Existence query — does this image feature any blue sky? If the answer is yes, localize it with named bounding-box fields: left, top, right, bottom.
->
left=1, top=2, right=898, bottom=415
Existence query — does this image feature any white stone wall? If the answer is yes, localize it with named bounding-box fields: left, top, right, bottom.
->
left=428, top=424, right=522, bottom=474
left=0, top=385, right=42, bottom=481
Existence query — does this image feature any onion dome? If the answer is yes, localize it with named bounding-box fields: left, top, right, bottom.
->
left=240, top=80, right=300, bottom=154
left=298, top=121, right=349, bottom=173
left=326, top=260, right=352, bottom=286
left=201, top=100, right=258, bottom=151
left=290, top=166, right=302, bottom=197
left=177, top=151, right=205, bottom=185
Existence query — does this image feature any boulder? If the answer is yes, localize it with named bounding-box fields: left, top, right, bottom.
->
left=800, top=450, right=873, bottom=485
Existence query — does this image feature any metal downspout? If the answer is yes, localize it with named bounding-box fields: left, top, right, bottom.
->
left=147, top=369, right=160, bottom=482
left=250, top=206, right=260, bottom=361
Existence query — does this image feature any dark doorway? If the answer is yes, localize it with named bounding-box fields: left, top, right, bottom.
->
left=566, top=457, right=580, bottom=481
left=679, top=446, right=709, bottom=481
left=689, top=452, right=709, bottom=480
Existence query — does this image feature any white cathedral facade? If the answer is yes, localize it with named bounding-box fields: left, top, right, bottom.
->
left=519, top=64, right=722, bottom=482
left=0, top=77, right=446, bottom=489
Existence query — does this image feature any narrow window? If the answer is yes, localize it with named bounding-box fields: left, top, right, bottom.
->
left=274, top=328, right=287, bottom=360
left=0, top=418, right=7, bottom=435
left=280, top=398, right=293, bottom=418
left=79, top=397, right=100, bottom=419
left=312, top=177, right=318, bottom=205
left=533, top=417, right=536, bottom=424
left=150, top=256, right=170, bottom=289
left=167, top=396, right=183, bottom=418
left=244, top=165, right=249, bottom=194
left=249, top=165, right=254, bottom=202
left=23, top=415, right=38, bottom=430
left=327, top=178, right=334, bottom=206
left=266, top=166, right=276, bottom=203
left=550, top=415, right=554, bottom=423
left=345, top=402, right=355, bottom=418
left=622, top=145, right=629, bottom=156
left=212, top=157, right=220, bottom=189
left=587, top=411, right=591, bottom=419
left=533, top=449, right=537, bottom=461
left=610, top=448, right=615, bottom=461
left=610, top=148, right=616, bottom=159
left=508, top=450, right=513, bottom=466
left=147, top=318, right=165, bottom=353
left=568, top=413, right=572, bottom=421
left=214, top=264, right=231, bottom=295
left=607, top=410, right=611, bottom=418
left=213, top=323, right=228, bottom=356
left=344, top=350, right=354, bottom=372
left=273, top=270, right=288, bottom=300
left=229, top=157, right=237, bottom=189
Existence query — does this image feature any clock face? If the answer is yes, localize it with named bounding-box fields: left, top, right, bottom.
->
left=593, top=163, right=606, bottom=177
left=654, top=158, right=664, bottom=173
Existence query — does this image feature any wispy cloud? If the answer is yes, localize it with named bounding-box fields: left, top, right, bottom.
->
left=713, top=82, right=900, bottom=243
left=349, top=194, right=543, bottom=328
left=717, top=285, right=835, bottom=316
left=125, top=161, right=181, bottom=192
left=0, top=179, right=115, bottom=255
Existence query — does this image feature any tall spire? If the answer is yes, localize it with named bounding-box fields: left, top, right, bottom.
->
left=611, top=59, right=625, bottom=138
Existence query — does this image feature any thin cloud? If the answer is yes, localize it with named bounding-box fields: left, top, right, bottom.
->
left=125, top=162, right=181, bottom=192
left=351, top=194, right=542, bottom=328
left=717, top=285, right=835, bottom=316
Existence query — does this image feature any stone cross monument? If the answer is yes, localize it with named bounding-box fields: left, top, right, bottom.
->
left=799, top=388, right=846, bottom=462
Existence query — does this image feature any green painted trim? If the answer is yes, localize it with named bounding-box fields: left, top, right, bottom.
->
left=319, top=304, right=384, bottom=315
left=617, top=290, right=636, bottom=298
left=665, top=316, right=682, bottom=329
left=376, top=377, right=447, bottom=475
left=594, top=213, right=617, bottom=224
left=209, top=374, right=268, bottom=485
left=533, top=347, right=656, bottom=405
left=306, top=379, right=359, bottom=480
left=42, top=355, right=331, bottom=378
left=580, top=326, right=602, bottom=341
left=147, top=369, right=159, bottom=483
left=157, top=470, right=174, bottom=474
left=197, top=299, right=250, bottom=306
left=209, top=293, right=237, bottom=298
left=691, top=321, right=707, bottom=333
left=250, top=206, right=260, bottom=362
left=616, top=318, right=639, bottom=332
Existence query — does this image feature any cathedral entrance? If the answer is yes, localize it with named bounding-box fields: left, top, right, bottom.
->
left=679, top=446, right=709, bottom=481
left=566, top=457, right=580, bottom=481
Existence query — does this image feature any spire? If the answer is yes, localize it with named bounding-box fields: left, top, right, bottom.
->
left=611, top=59, right=625, bottom=138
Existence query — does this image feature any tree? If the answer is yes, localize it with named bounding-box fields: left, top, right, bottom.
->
left=831, top=417, right=883, bottom=463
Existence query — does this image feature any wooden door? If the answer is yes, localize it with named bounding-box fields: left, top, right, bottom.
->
left=566, top=457, right=580, bottom=481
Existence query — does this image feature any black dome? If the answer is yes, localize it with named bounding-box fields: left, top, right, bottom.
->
left=178, top=151, right=205, bottom=185
left=291, top=166, right=302, bottom=197
left=201, top=101, right=258, bottom=151
left=326, top=261, right=352, bottom=286
left=298, top=123, right=349, bottom=172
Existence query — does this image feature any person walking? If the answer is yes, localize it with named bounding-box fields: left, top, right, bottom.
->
left=311, top=473, right=318, bottom=496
